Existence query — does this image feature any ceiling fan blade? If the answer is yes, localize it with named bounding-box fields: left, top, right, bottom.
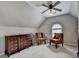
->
left=42, top=4, right=48, bottom=7
left=53, top=8, right=62, bottom=11
left=53, top=1, right=61, bottom=7
left=41, top=9, right=49, bottom=14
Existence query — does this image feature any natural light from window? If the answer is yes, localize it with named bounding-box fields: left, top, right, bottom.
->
left=52, top=24, right=62, bottom=37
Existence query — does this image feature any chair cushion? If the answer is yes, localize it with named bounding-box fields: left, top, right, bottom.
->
left=38, top=38, right=44, bottom=40
left=53, top=39, right=59, bottom=41
left=38, top=33, right=42, bottom=38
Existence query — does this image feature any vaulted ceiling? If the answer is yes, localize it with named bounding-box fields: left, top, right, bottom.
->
left=30, top=1, right=71, bottom=17
left=0, top=1, right=78, bottom=28
left=29, top=1, right=78, bottom=18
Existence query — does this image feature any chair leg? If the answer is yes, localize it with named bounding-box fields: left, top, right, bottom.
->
left=44, top=40, right=46, bottom=44
left=62, top=43, right=63, bottom=47
left=49, top=41, right=51, bottom=45
left=56, top=44, right=57, bottom=48
left=37, top=42, right=39, bottom=45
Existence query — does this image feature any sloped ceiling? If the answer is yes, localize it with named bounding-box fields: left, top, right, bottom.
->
left=0, top=1, right=78, bottom=28
left=0, top=1, right=45, bottom=28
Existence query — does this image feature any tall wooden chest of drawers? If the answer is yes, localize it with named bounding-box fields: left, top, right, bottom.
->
left=5, top=34, right=33, bottom=57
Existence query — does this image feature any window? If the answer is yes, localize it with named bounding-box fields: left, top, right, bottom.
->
left=52, top=24, right=63, bottom=37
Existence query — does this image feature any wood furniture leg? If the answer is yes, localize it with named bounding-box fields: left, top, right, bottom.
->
left=62, top=43, right=63, bottom=47
left=8, top=54, right=10, bottom=57
left=49, top=40, right=51, bottom=45
left=37, top=42, right=39, bottom=45
left=44, top=40, right=46, bottom=44
left=56, top=44, right=57, bottom=48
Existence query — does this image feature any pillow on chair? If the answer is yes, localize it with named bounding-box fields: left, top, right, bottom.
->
left=54, top=33, right=60, bottom=39
left=38, top=33, right=42, bottom=38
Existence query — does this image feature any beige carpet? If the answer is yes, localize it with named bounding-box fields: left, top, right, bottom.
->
left=8, top=44, right=77, bottom=58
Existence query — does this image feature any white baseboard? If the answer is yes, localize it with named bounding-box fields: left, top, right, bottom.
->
left=0, top=52, right=4, bottom=56
left=64, top=42, right=78, bottom=47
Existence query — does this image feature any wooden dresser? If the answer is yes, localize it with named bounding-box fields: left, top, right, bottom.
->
left=5, top=34, right=33, bottom=57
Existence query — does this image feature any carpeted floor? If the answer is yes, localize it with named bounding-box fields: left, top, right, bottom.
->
left=0, top=44, right=78, bottom=58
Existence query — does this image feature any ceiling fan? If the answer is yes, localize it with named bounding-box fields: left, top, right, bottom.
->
left=41, top=1, right=62, bottom=14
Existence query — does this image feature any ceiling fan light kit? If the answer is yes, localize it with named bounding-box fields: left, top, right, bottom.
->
left=41, top=1, right=62, bottom=14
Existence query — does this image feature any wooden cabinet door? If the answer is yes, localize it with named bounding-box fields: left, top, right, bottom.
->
left=26, top=37, right=32, bottom=46
left=8, top=36, right=18, bottom=54
left=19, top=35, right=27, bottom=50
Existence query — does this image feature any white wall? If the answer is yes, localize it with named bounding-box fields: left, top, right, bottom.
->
left=78, top=16, right=79, bottom=34
left=78, top=1, right=79, bottom=33
left=38, top=14, right=78, bottom=44
left=0, top=26, right=37, bottom=55
left=78, top=1, right=79, bottom=38
left=69, top=1, right=78, bottom=18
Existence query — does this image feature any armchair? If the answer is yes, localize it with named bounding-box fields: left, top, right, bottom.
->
left=35, top=32, right=46, bottom=45
left=49, top=33, right=63, bottom=48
